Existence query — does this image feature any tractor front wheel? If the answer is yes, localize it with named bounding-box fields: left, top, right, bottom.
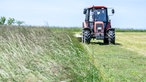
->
left=107, top=29, right=115, bottom=44
left=82, top=30, right=91, bottom=44
left=104, top=38, right=109, bottom=44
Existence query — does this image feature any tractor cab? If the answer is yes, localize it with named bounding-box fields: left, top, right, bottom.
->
left=82, top=6, right=115, bottom=44
left=84, top=6, right=109, bottom=28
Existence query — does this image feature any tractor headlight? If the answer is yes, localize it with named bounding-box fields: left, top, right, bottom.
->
left=98, top=27, right=102, bottom=30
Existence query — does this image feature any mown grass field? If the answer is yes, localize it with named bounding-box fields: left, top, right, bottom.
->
left=117, top=32, right=146, bottom=56
left=0, top=25, right=146, bottom=82
left=85, top=32, right=146, bottom=82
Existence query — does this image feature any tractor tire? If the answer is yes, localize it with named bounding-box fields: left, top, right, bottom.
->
left=107, top=29, right=115, bottom=44
left=82, top=30, right=91, bottom=44
left=104, top=38, right=109, bottom=44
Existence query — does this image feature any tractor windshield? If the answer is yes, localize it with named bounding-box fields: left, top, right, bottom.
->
left=89, top=8, right=107, bottom=22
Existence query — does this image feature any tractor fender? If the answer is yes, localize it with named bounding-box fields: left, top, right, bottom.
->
left=83, top=28, right=91, bottom=33
left=106, top=28, right=115, bottom=32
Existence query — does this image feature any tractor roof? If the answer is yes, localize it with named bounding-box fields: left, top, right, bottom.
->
left=89, top=6, right=107, bottom=9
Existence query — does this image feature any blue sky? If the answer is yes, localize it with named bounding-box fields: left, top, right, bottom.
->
left=0, top=0, right=146, bottom=29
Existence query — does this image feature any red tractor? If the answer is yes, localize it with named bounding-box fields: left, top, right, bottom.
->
left=82, top=6, right=115, bottom=44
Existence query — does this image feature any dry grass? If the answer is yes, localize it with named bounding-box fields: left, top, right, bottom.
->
left=0, top=26, right=103, bottom=82
left=116, top=32, right=146, bottom=56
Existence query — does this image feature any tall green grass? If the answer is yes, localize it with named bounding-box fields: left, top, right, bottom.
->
left=0, top=25, right=103, bottom=82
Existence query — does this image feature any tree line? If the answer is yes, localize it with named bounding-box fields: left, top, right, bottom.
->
left=0, top=16, right=24, bottom=26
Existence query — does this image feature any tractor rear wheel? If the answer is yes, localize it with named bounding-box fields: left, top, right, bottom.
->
left=82, top=30, right=91, bottom=44
left=108, top=29, right=115, bottom=44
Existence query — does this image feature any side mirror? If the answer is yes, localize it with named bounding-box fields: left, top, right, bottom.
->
left=83, top=8, right=87, bottom=14
left=112, top=9, right=115, bottom=14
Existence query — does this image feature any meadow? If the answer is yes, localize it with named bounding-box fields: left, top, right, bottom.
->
left=0, top=25, right=102, bottom=82
left=0, top=25, right=146, bottom=82
left=85, top=32, right=146, bottom=82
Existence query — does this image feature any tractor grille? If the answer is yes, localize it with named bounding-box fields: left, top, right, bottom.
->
left=96, top=24, right=103, bottom=32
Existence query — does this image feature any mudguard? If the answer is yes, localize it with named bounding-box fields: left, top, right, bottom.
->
left=83, top=28, right=91, bottom=33
left=107, top=28, right=115, bottom=32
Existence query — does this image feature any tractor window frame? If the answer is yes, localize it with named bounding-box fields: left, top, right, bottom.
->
left=88, top=8, right=108, bottom=23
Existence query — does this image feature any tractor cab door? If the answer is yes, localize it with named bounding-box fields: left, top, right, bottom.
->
left=83, top=9, right=94, bottom=33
